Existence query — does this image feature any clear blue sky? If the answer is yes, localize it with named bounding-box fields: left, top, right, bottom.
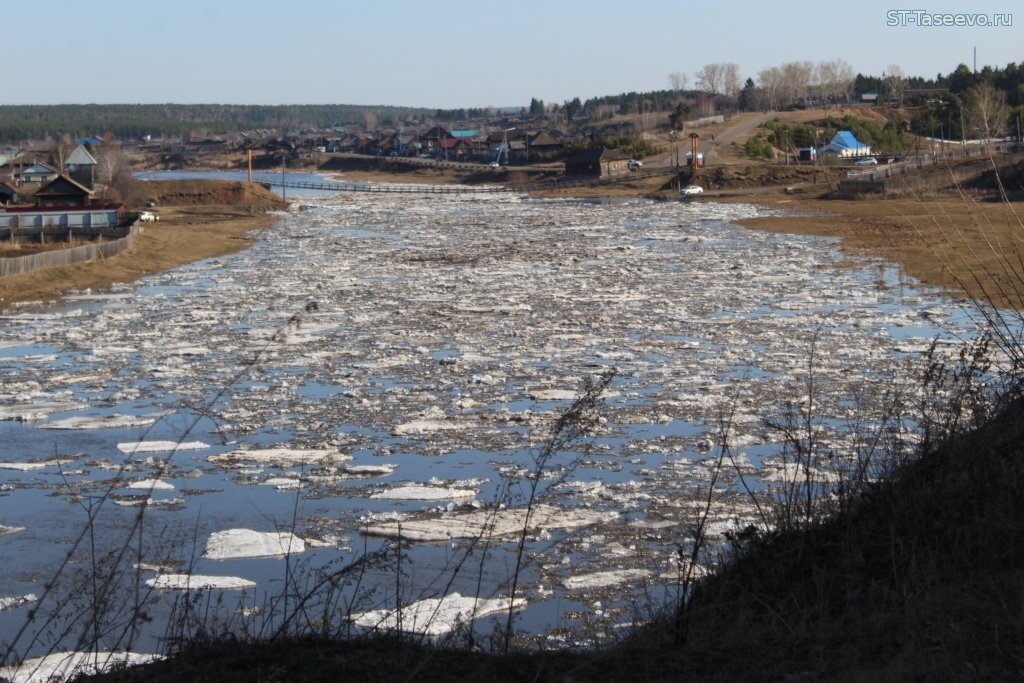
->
left=3, top=0, right=1020, bottom=107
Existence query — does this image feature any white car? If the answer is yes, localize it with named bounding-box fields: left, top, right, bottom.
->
left=680, top=185, right=703, bottom=196
left=138, top=211, right=158, bottom=222
left=854, top=157, right=878, bottom=166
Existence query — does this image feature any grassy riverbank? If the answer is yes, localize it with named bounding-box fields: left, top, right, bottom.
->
left=0, top=181, right=285, bottom=311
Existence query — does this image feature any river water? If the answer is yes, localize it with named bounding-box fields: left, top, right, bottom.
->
left=0, top=182, right=980, bottom=664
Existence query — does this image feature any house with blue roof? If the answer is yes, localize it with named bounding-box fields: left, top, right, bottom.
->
left=820, top=130, right=871, bottom=158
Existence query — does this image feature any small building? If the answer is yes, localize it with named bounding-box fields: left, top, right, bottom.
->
left=0, top=182, right=17, bottom=205
left=564, top=148, right=633, bottom=177
left=528, top=131, right=564, bottom=161
left=65, top=145, right=98, bottom=189
left=34, top=174, right=94, bottom=208
left=820, top=131, right=871, bottom=158
left=17, top=162, right=59, bottom=185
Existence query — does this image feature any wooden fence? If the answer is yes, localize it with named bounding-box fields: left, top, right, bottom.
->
left=0, top=223, right=140, bottom=277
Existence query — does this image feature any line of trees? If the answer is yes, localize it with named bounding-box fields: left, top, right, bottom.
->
left=0, top=104, right=436, bottom=144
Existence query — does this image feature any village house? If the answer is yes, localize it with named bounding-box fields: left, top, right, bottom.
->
left=527, top=131, right=565, bottom=161
left=564, top=148, right=632, bottom=177
left=16, top=162, right=59, bottom=185
left=33, top=174, right=94, bottom=207
left=0, top=182, right=17, bottom=205
left=65, top=144, right=97, bottom=189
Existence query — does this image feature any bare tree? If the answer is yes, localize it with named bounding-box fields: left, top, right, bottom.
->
left=722, top=63, right=741, bottom=98
left=965, top=81, right=1010, bottom=141
left=50, top=134, right=75, bottom=174
left=757, top=67, right=783, bottom=111
left=817, top=59, right=855, bottom=107
left=884, top=64, right=906, bottom=106
left=833, top=59, right=855, bottom=104
left=780, top=61, right=814, bottom=107
left=696, top=63, right=724, bottom=95
left=668, top=71, right=689, bottom=92
left=94, top=146, right=136, bottom=202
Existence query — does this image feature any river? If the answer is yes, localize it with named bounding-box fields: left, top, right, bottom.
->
left=0, top=182, right=979, bottom=666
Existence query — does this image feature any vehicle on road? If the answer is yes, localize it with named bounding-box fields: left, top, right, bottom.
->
left=680, top=185, right=703, bottom=196
left=138, top=211, right=158, bottom=222
left=489, top=161, right=501, bottom=168
left=628, top=159, right=643, bottom=171
left=854, top=157, right=878, bottom=166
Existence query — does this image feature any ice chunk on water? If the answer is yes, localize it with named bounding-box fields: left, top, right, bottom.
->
left=341, top=463, right=396, bottom=476
left=0, top=593, right=36, bottom=611
left=560, top=568, right=652, bottom=591
left=363, top=504, right=615, bottom=542
left=116, top=440, right=209, bottom=454
left=370, top=485, right=476, bottom=501
left=43, top=411, right=172, bottom=430
left=125, top=479, right=175, bottom=491
left=203, top=528, right=306, bottom=560
left=208, top=448, right=350, bottom=467
left=353, top=592, right=526, bottom=636
left=145, top=574, right=256, bottom=590
left=1, top=651, right=161, bottom=683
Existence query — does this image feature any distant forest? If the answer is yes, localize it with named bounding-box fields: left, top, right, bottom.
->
left=0, top=104, right=434, bottom=143
left=3, top=61, right=1023, bottom=144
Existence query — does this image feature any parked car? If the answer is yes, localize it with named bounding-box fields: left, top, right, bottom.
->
left=138, top=211, right=158, bottom=222
left=628, top=159, right=643, bottom=171
left=680, top=185, right=703, bottom=196
left=854, top=157, right=878, bottom=166
left=489, top=161, right=501, bottom=168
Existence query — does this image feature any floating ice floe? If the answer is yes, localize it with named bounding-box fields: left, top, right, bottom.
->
left=0, top=524, right=26, bottom=536
left=116, top=440, right=209, bottom=454
left=0, top=593, right=36, bottom=611
left=0, top=651, right=161, bottom=683
left=560, top=568, right=652, bottom=591
left=341, top=463, right=396, bottom=477
left=125, top=478, right=175, bottom=491
left=0, top=458, right=75, bottom=471
left=353, top=592, right=525, bottom=636
left=392, top=419, right=459, bottom=436
left=43, top=411, right=172, bottom=430
left=203, top=528, right=306, bottom=560
left=145, top=574, right=256, bottom=590
left=0, top=402, right=84, bottom=421
left=362, top=504, right=615, bottom=542
left=208, top=448, right=351, bottom=467
left=528, top=389, right=580, bottom=401
left=261, top=477, right=302, bottom=489
left=369, top=485, right=476, bottom=501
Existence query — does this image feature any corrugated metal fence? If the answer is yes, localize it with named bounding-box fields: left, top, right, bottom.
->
left=0, top=224, right=140, bottom=277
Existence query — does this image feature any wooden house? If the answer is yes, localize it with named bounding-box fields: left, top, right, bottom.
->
left=34, top=174, right=93, bottom=207
left=17, top=162, right=59, bottom=185
left=65, top=145, right=97, bottom=189
left=564, top=148, right=632, bottom=177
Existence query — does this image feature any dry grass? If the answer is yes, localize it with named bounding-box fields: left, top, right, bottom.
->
left=737, top=194, right=1024, bottom=310
left=0, top=206, right=278, bottom=311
